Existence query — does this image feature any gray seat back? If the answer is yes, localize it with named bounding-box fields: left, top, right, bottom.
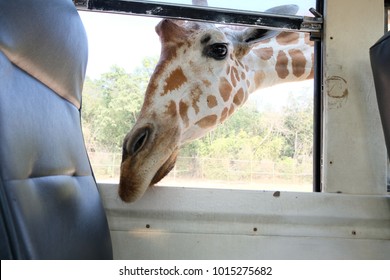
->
left=0, top=0, right=113, bottom=259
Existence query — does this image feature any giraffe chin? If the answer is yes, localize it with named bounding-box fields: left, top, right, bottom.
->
left=151, top=148, right=179, bottom=185
left=118, top=148, right=179, bottom=203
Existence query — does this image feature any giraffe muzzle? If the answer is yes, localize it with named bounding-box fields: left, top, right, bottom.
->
left=119, top=123, right=180, bottom=202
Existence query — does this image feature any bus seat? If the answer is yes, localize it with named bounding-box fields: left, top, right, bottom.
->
left=370, top=31, right=390, bottom=159
left=0, top=0, right=113, bottom=259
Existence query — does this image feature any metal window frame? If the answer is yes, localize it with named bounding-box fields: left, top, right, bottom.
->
left=75, top=0, right=324, bottom=192
left=75, top=0, right=322, bottom=34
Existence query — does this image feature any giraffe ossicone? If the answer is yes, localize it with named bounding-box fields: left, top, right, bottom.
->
left=119, top=5, right=314, bottom=202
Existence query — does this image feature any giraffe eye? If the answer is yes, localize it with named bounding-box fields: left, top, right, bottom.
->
left=205, top=43, right=228, bottom=60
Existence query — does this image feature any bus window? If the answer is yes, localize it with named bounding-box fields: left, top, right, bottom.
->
left=78, top=0, right=317, bottom=193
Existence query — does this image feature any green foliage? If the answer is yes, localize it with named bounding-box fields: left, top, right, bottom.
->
left=82, top=58, right=157, bottom=152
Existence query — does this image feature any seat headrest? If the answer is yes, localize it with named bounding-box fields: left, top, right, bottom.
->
left=0, top=0, right=87, bottom=109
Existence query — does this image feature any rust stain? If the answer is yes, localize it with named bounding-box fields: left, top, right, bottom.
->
left=326, top=76, right=349, bottom=109
left=326, top=76, right=348, bottom=98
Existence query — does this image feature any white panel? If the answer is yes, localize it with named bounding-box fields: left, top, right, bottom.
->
left=99, top=184, right=390, bottom=259
left=323, top=0, right=387, bottom=194
left=110, top=232, right=390, bottom=260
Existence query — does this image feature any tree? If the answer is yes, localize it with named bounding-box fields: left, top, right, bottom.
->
left=281, top=92, right=313, bottom=161
left=81, top=57, right=158, bottom=152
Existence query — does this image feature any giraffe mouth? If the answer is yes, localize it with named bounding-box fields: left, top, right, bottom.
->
left=118, top=148, right=179, bottom=203
left=150, top=148, right=179, bottom=185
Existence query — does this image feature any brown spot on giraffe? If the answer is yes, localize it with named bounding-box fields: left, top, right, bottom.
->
left=226, top=66, right=231, bottom=76
left=276, top=51, right=289, bottom=79
left=230, top=68, right=237, bottom=87
left=166, top=100, right=177, bottom=117
left=195, top=114, right=218, bottom=128
left=276, top=32, right=300, bottom=45
left=253, top=47, right=274, bottom=60
left=288, top=49, right=306, bottom=78
left=257, top=38, right=271, bottom=45
left=163, top=67, right=187, bottom=96
left=237, top=60, right=244, bottom=68
left=219, top=77, right=232, bottom=102
left=305, top=33, right=314, bottom=47
left=191, top=86, right=202, bottom=114
left=241, top=72, right=246, bottom=80
left=232, top=67, right=240, bottom=83
left=179, top=100, right=189, bottom=127
left=228, top=104, right=235, bottom=116
left=220, top=107, right=229, bottom=123
left=307, top=52, right=315, bottom=79
left=233, top=88, right=245, bottom=106
left=202, top=79, right=211, bottom=87
left=254, top=71, right=266, bottom=88
left=207, top=95, right=218, bottom=108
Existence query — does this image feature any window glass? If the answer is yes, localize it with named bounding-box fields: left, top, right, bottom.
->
left=79, top=2, right=314, bottom=192
left=157, top=0, right=316, bottom=16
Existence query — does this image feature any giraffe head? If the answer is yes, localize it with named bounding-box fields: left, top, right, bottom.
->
left=119, top=5, right=301, bottom=202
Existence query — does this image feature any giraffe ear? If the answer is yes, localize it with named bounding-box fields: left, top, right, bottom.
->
left=239, top=4, right=299, bottom=45
left=233, top=4, right=299, bottom=58
left=232, top=28, right=279, bottom=59
left=239, top=28, right=279, bottom=45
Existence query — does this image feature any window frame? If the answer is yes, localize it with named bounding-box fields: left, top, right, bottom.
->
left=76, top=0, right=323, bottom=192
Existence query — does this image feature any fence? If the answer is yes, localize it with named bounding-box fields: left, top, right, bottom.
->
left=88, top=152, right=312, bottom=191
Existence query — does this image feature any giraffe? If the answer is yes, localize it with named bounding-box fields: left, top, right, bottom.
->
left=119, top=4, right=314, bottom=202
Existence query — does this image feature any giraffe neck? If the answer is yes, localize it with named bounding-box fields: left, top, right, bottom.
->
left=244, top=32, right=314, bottom=94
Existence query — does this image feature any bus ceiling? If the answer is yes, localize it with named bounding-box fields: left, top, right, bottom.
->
left=73, top=0, right=323, bottom=40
